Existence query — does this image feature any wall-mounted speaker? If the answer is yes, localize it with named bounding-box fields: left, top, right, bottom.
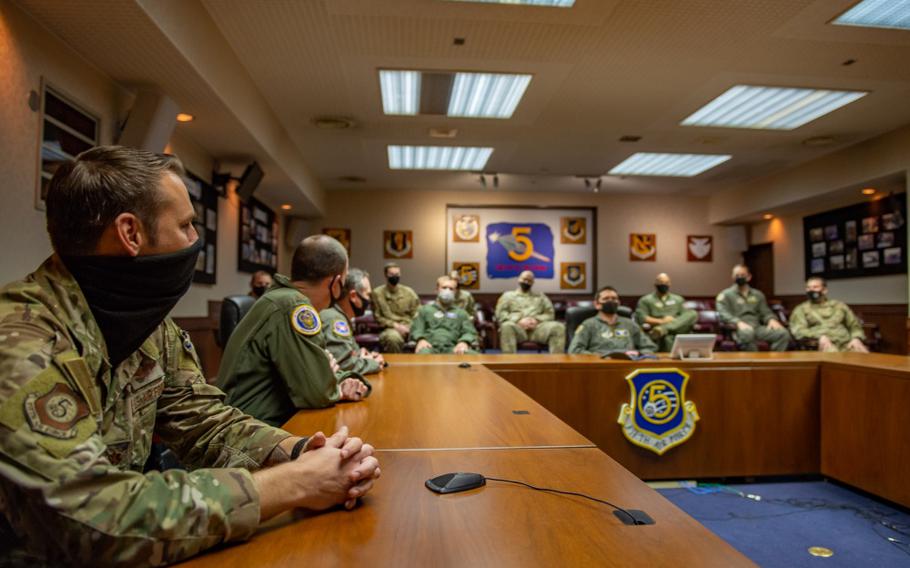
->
left=236, top=162, right=264, bottom=203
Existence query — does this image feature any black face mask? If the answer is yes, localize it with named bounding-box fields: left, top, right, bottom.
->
left=387, top=275, right=400, bottom=286
left=352, top=294, right=370, bottom=318
left=600, top=301, right=619, bottom=315
left=735, top=276, right=748, bottom=287
left=807, top=290, right=823, bottom=302
left=63, top=240, right=202, bottom=370
left=519, top=282, right=532, bottom=292
left=655, top=284, right=669, bottom=295
left=252, top=285, right=269, bottom=298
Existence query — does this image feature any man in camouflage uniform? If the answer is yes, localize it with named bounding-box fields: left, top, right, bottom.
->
left=569, top=286, right=656, bottom=355
left=371, top=263, right=421, bottom=353
left=412, top=276, right=479, bottom=354
left=218, top=236, right=371, bottom=427
left=634, top=273, right=697, bottom=352
left=789, top=277, right=868, bottom=352
left=450, top=269, right=477, bottom=317
left=321, top=268, right=385, bottom=375
left=717, top=264, right=790, bottom=351
left=0, top=147, right=379, bottom=565
left=495, top=271, right=565, bottom=353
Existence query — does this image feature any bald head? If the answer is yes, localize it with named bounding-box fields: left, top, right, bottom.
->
left=291, top=234, right=349, bottom=283
left=655, top=273, right=670, bottom=286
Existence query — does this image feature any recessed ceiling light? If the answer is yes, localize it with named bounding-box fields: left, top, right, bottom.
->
left=832, top=0, right=910, bottom=31
left=379, top=70, right=420, bottom=115
left=388, top=145, right=493, bottom=170
left=176, top=113, right=194, bottom=122
left=448, top=73, right=532, bottom=118
left=862, top=188, right=876, bottom=195
left=681, top=85, right=868, bottom=130
left=429, top=127, right=458, bottom=139
left=448, top=0, right=575, bottom=6
left=312, top=116, right=358, bottom=129
left=379, top=70, right=532, bottom=119
left=608, top=153, right=731, bottom=177
left=280, top=204, right=292, bottom=210
left=802, top=136, right=837, bottom=147
left=763, top=213, right=774, bottom=220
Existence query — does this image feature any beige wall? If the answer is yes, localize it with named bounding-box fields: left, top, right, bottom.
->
left=294, top=189, right=745, bottom=298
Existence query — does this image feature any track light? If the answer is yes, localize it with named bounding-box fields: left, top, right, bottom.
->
left=594, top=178, right=602, bottom=193
left=584, top=178, right=591, bottom=190
left=479, top=174, right=487, bottom=188
left=493, top=174, right=499, bottom=188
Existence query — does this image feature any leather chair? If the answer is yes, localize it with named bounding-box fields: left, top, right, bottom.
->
left=352, top=311, right=382, bottom=352
left=217, top=295, right=256, bottom=348
left=474, top=305, right=497, bottom=352
left=564, top=305, right=633, bottom=347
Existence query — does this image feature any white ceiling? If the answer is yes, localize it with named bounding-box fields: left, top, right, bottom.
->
left=16, top=0, right=910, bottom=206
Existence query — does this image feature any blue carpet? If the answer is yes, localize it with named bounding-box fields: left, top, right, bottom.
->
left=658, top=481, right=910, bottom=567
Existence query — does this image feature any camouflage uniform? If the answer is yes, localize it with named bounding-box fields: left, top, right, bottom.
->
left=568, top=315, right=657, bottom=355
left=410, top=302, right=479, bottom=354
left=789, top=299, right=866, bottom=351
left=370, top=284, right=420, bottom=353
left=0, top=256, right=292, bottom=565
left=716, top=285, right=790, bottom=351
left=634, top=292, right=697, bottom=352
left=320, top=305, right=382, bottom=375
left=495, top=289, right=565, bottom=353
left=453, top=289, right=476, bottom=318
left=217, top=275, right=369, bottom=427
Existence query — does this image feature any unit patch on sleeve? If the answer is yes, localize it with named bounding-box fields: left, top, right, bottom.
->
left=291, top=304, right=322, bottom=336
left=333, top=320, right=352, bottom=337
left=24, top=383, right=90, bottom=439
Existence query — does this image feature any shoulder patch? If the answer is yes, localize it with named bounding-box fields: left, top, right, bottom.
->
left=291, top=304, right=322, bottom=336
left=715, top=293, right=725, bottom=302
left=575, top=324, right=584, bottom=334
left=333, top=320, right=352, bottom=337
left=25, top=383, right=89, bottom=439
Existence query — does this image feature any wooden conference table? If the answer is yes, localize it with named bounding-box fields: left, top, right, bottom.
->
left=185, top=352, right=909, bottom=567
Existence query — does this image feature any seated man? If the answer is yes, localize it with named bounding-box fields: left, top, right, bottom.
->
left=789, top=277, right=869, bottom=353
left=716, top=264, right=790, bottom=351
left=218, top=235, right=371, bottom=427
left=569, top=286, right=656, bottom=355
left=371, top=262, right=420, bottom=353
left=321, top=267, right=386, bottom=374
left=634, top=272, right=697, bottom=351
left=412, top=276, right=479, bottom=354
left=495, top=271, right=565, bottom=353
left=0, top=146, right=379, bottom=565
left=450, top=269, right=477, bottom=316
left=249, top=269, right=273, bottom=299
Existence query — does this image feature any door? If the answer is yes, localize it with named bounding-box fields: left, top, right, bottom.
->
left=743, top=243, right=774, bottom=297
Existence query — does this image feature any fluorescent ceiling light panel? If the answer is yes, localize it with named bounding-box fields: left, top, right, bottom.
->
left=448, top=73, right=532, bottom=118
left=832, top=0, right=910, bottom=31
left=448, top=0, right=576, bottom=7
left=609, top=153, right=731, bottom=177
left=388, top=145, right=493, bottom=170
left=681, top=85, right=868, bottom=130
left=379, top=70, right=420, bottom=115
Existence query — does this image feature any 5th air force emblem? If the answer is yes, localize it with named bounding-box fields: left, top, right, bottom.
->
left=617, top=368, right=699, bottom=455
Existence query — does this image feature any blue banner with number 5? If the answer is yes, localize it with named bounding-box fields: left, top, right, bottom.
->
left=485, top=222, right=555, bottom=279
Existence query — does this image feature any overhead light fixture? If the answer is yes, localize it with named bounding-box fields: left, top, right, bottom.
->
left=388, top=145, right=493, bottom=170
left=493, top=173, right=499, bottom=188
left=176, top=113, right=194, bottom=122
left=763, top=213, right=774, bottom=220
left=681, top=85, right=868, bottom=130
left=862, top=188, right=876, bottom=195
left=479, top=174, right=487, bottom=188
left=448, top=0, right=575, bottom=6
left=448, top=73, right=532, bottom=118
left=280, top=204, right=292, bottom=211
left=608, top=153, right=731, bottom=177
left=832, top=0, right=910, bottom=31
left=594, top=178, right=602, bottom=193
left=379, top=70, right=420, bottom=115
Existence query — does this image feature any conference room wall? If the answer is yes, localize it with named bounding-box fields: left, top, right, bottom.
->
left=300, top=189, right=744, bottom=297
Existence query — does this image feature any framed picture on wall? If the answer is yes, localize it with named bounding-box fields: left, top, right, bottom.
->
left=186, top=172, right=217, bottom=284
left=238, top=197, right=278, bottom=274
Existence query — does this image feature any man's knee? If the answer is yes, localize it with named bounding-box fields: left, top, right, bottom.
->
left=380, top=329, right=405, bottom=351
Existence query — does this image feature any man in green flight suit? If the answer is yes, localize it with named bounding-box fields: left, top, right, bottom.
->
left=789, top=277, right=868, bottom=352
left=371, top=262, right=421, bottom=353
left=321, top=268, right=386, bottom=375
left=412, top=276, right=479, bottom=354
left=218, top=235, right=371, bottom=427
left=634, top=272, right=697, bottom=352
left=569, top=286, right=657, bottom=355
left=0, top=146, right=379, bottom=566
left=495, top=271, right=566, bottom=353
left=716, top=264, right=790, bottom=351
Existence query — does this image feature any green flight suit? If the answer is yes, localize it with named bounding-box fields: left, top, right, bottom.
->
left=634, top=291, right=698, bottom=352
left=454, top=289, right=476, bottom=318
left=370, top=283, right=420, bottom=353
left=410, top=302, right=479, bottom=354
left=789, top=299, right=866, bottom=351
left=495, top=289, right=566, bottom=353
left=716, top=285, right=790, bottom=351
left=568, top=315, right=657, bottom=355
left=0, top=256, right=291, bottom=565
left=217, top=274, right=370, bottom=427
left=320, top=304, right=382, bottom=375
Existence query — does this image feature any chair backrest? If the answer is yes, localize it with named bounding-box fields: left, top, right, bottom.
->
left=565, top=305, right=597, bottom=346
left=218, top=295, right=256, bottom=347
